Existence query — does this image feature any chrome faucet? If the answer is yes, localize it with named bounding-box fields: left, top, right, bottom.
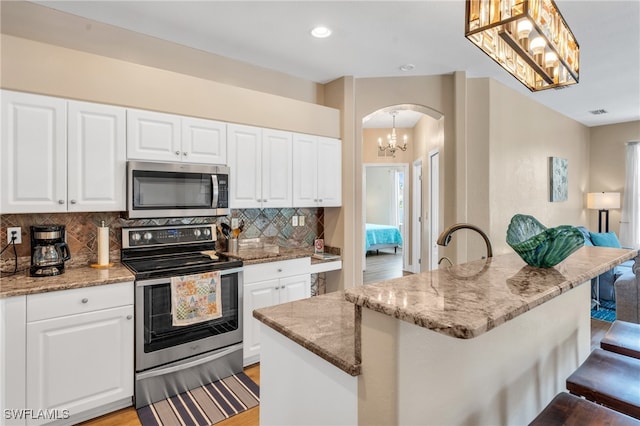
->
left=437, top=223, right=493, bottom=259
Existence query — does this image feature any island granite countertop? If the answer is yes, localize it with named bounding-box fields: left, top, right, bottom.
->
left=242, top=247, right=637, bottom=376
left=0, top=263, right=135, bottom=298
left=253, top=290, right=359, bottom=376
left=345, top=246, right=637, bottom=339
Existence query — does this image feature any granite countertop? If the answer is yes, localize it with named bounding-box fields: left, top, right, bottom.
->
left=345, top=246, right=637, bottom=339
left=0, top=263, right=135, bottom=298
left=253, top=290, right=360, bottom=376
left=223, top=246, right=340, bottom=266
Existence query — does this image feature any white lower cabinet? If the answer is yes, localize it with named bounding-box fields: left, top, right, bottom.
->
left=243, top=258, right=310, bottom=366
left=17, top=282, right=134, bottom=426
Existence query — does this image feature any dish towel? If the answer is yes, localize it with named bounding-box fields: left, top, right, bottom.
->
left=171, top=271, right=222, bottom=326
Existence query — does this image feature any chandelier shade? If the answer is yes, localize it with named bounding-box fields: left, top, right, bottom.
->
left=465, top=0, right=579, bottom=92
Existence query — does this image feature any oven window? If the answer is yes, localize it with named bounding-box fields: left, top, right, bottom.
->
left=133, top=170, right=212, bottom=209
left=143, top=273, right=239, bottom=352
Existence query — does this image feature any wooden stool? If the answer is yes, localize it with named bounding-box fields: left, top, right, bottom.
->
left=601, top=320, right=640, bottom=360
left=529, top=392, right=640, bottom=425
left=566, top=348, right=640, bottom=419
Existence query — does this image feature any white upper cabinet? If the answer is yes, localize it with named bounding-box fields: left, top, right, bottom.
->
left=228, top=124, right=292, bottom=209
left=68, top=101, right=126, bottom=212
left=181, top=116, right=227, bottom=165
left=1, top=91, right=67, bottom=213
left=293, top=134, right=341, bottom=207
left=127, top=109, right=227, bottom=164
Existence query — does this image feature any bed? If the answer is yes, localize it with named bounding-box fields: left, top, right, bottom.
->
left=365, top=223, right=403, bottom=254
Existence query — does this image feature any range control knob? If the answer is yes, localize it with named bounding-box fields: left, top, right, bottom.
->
left=131, top=233, right=141, bottom=242
left=193, top=229, right=202, bottom=237
left=143, top=232, right=153, bottom=241
left=203, top=228, right=211, bottom=237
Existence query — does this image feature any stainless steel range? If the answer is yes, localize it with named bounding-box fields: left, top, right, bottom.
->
left=121, top=224, right=243, bottom=408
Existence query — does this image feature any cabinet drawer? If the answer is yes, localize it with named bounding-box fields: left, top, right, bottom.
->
left=244, top=257, right=310, bottom=283
left=27, top=281, right=134, bottom=322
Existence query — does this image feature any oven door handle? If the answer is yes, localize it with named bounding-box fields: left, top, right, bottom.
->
left=136, top=267, right=243, bottom=287
left=136, top=342, right=243, bottom=381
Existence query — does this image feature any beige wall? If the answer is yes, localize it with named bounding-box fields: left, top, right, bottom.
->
left=589, top=121, right=640, bottom=235
left=470, top=78, right=591, bottom=255
left=1, top=35, right=339, bottom=138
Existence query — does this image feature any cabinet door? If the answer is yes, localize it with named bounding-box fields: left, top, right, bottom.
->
left=228, top=124, right=262, bottom=209
left=317, top=137, right=342, bottom=207
left=26, top=306, right=133, bottom=425
left=261, top=129, right=292, bottom=208
left=126, top=109, right=181, bottom=162
left=1, top=90, right=67, bottom=213
left=181, top=117, right=227, bottom=165
left=292, top=133, right=318, bottom=207
left=280, top=274, right=311, bottom=303
left=1, top=296, right=27, bottom=426
left=67, top=101, right=126, bottom=212
left=242, top=279, right=280, bottom=366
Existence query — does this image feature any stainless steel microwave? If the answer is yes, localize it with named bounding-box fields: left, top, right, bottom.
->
left=126, top=161, right=230, bottom=218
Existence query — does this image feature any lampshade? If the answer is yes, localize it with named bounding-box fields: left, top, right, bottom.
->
left=587, top=192, right=621, bottom=210
left=465, top=0, right=579, bottom=92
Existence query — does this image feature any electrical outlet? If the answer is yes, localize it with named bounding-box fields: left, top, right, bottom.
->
left=292, top=216, right=298, bottom=227
left=231, top=218, right=239, bottom=229
left=7, top=227, right=21, bottom=244
left=298, top=215, right=305, bottom=226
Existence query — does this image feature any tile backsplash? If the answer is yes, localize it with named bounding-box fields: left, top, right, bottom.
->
left=1, top=208, right=323, bottom=273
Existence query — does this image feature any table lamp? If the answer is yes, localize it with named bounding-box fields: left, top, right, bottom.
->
left=587, top=192, right=621, bottom=232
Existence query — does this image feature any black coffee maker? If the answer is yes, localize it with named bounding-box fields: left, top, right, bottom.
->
left=30, top=225, right=71, bottom=277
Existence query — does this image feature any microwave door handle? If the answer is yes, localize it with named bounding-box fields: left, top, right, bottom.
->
left=211, top=174, right=219, bottom=208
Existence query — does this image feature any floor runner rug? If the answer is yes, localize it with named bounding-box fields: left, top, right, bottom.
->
left=137, top=372, right=259, bottom=426
left=591, top=299, right=616, bottom=323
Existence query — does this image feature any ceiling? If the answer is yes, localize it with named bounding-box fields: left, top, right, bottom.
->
left=8, top=1, right=640, bottom=128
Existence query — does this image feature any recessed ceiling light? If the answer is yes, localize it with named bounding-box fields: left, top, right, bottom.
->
left=589, top=109, right=608, bottom=115
left=310, top=26, right=332, bottom=38
left=399, top=64, right=415, bottom=72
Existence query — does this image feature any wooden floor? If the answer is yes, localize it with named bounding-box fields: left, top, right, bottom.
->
left=81, top=364, right=260, bottom=426
left=363, top=248, right=411, bottom=284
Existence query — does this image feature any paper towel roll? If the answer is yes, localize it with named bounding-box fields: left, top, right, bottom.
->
left=97, top=222, right=109, bottom=266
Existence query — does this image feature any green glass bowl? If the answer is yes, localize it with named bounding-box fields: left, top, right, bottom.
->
left=506, top=214, right=584, bottom=268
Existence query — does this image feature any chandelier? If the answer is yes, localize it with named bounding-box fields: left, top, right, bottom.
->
left=378, top=111, right=408, bottom=157
left=465, top=0, right=579, bottom=92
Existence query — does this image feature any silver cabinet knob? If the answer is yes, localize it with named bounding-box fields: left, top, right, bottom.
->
left=183, top=152, right=188, bottom=156
left=81, top=298, right=88, bottom=304
left=70, top=200, right=77, bottom=204
left=175, top=151, right=181, bottom=156
left=277, top=268, right=283, bottom=272
left=319, top=199, right=323, bottom=202
left=58, top=200, right=65, bottom=204
left=275, top=286, right=280, bottom=290
left=126, top=315, right=133, bottom=320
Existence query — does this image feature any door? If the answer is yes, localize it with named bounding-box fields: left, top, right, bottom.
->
left=317, top=137, right=342, bottom=206
left=126, top=109, right=181, bottom=162
left=412, top=160, right=423, bottom=273
left=243, top=279, right=280, bottom=365
left=228, top=124, right=262, bottom=208
left=292, top=133, right=318, bottom=207
left=26, top=306, right=133, bottom=425
left=67, top=101, right=126, bottom=212
left=429, top=150, right=440, bottom=271
left=181, top=117, right=227, bottom=165
left=280, top=274, right=311, bottom=303
left=261, top=129, right=292, bottom=208
left=1, top=90, right=67, bottom=213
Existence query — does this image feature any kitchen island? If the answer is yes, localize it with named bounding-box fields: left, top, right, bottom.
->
left=254, top=246, right=637, bottom=426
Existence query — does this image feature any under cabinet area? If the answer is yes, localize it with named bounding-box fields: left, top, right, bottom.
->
left=0, top=282, right=134, bottom=426
left=242, top=258, right=311, bottom=366
left=127, top=109, right=227, bottom=165
left=1, top=90, right=126, bottom=214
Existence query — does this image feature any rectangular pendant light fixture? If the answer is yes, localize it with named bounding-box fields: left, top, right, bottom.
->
left=465, top=0, right=580, bottom=92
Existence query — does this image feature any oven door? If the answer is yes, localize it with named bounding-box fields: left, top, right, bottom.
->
left=135, top=268, right=243, bottom=372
